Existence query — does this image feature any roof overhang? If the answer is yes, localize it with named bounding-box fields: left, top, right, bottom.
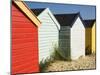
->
left=13, top=0, right=41, bottom=27
left=71, top=13, right=85, bottom=28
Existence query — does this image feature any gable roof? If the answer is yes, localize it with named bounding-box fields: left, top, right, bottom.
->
left=31, top=8, right=45, bottom=16
left=54, top=13, right=79, bottom=27
left=83, top=20, right=96, bottom=28
left=31, top=8, right=60, bottom=30
left=13, top=0, right=41, bottom=27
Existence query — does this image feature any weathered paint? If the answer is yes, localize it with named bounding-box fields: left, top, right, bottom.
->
left=37, top=8, right=60, bottom=62
left=12, top=2, right=40, bottom=74
left=92, top=22, right=96, bottom=54
left=71, top=17, right=85, bottom=60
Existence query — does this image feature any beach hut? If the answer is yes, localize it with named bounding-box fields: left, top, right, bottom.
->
left=31, top=8, right=60, bottom=62
left=55, top=13, right=85, bottom=60
left=12, top=1, right=41, bottom=74
left=84, top=20, right=96, bottom=55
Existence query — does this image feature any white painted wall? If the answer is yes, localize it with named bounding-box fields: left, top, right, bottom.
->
left=71, top=17, right=85, bottom=60
left=38, top=8, right=60, bottom=62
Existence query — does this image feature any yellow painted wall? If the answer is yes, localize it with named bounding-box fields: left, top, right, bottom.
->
left=92, top=22, right=96, bottom=54
left=85, top=28, right=92, bottom=55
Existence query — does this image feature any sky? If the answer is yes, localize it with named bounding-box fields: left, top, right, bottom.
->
left=25, top=1, right=96, bottom=20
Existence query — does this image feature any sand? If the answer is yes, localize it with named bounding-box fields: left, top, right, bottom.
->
left=44, top=54, right=96, bottom=72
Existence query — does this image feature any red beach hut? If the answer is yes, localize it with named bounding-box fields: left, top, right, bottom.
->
left=12, top=0, right=41, bottom=74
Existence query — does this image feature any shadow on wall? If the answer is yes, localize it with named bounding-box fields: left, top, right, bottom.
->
left=85, top=45, right=92, bottom=55
left=39, top=45, right=71, bottom=72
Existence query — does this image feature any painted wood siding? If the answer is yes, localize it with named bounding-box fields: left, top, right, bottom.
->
left=59, top=26, right=71, bottom=59
left=38, top=9, right=59, bottom=62
left=12, top=4, right=39, bottom=74
left=71, top=17, right=85, bottom=60
left=92, top=22, right=96, bottom=54
left=85, top=28, right=92, bottom=55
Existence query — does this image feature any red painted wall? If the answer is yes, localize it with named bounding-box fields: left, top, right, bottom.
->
left=12, top=3, right=39, bottom=74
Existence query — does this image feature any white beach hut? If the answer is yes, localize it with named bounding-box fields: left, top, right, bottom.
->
left=31, top=8, right=60, bottom=62
left=55, top=13, right=85, bottom=60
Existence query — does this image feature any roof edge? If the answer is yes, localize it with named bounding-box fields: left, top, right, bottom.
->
left=45, top=8, right=60, bottom=30
left=13, top=0, right=41, bottom=27
left=83, top=19, right=96, bottom=28
left=78, top=13, right=86, bottom=28
left=36, top=8, right=60, bottom=30
left=70, top=12, right=85, bottom=28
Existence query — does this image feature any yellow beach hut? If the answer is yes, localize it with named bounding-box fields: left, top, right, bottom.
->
left=84, top=20, right=96, bottom=55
